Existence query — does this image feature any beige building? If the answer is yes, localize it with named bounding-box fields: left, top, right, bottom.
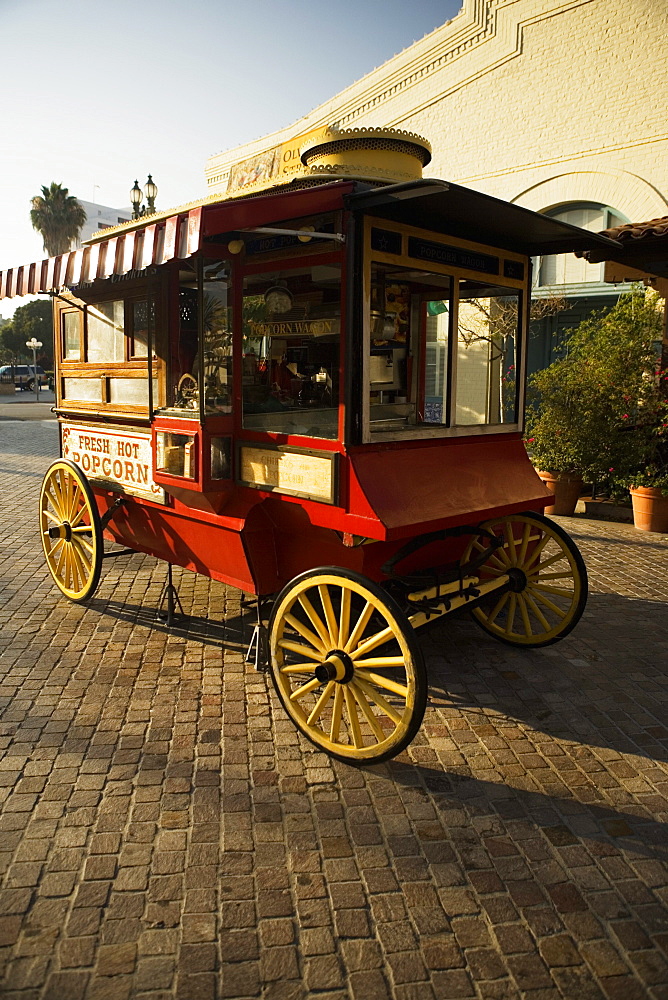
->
left=206, top=0, right=668, bottom=369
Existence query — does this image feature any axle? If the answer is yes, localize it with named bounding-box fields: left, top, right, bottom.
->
left=406, top=573, right=510, bottom=631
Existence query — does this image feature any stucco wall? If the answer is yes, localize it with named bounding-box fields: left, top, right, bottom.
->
left=206, top=0, right=668, bottom=222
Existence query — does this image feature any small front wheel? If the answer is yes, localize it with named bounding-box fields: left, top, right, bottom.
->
left=464, top=512, right=588, bottom=647
left=39, top=460, right=103, bottom=602
left=269, top=568, right=427, bottom=764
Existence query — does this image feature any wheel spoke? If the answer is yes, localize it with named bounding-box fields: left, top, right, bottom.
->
left=43, top=509, right=61, bottom=525
left=522, top=533, right=551, bottom=571
left=506, top=593, right=517, bottom=635
left=354, top=676, right=402, bottom=724
left=505, top=521, right=518, bottom=564
left=530, top=583, right=573, bottom=598
left=70, top=542, right=88, bottom=589
left=280, top=662, right=321, bottom=675
left=532, top=589, right=567, bottom=618
left=352, top=655, right=406, bottom=669
left=344, top=686, right=364, bottom=748
left=278, top=638, right=323, bottom=659
left=523, top=591, right=550, bottom=632
left=298, top=594, right=331, bottom=648
left=517, top=523, right=536, bottom=565
left=486, top=591, right=509, bottom=626
left=338, top=587, right=351, bottom=650
left=531, top=551, right=569, bottom=575
left=344, top=600, right=374, bottom=654
left=473, top=539, right=508, bottom=571
left=70, top=506, right=90, bottom=529
left=479, top=564, right=505, bottom=577
left=318, top=585, right=339, bottom=646
left=307, top=681, right=335, bottom=726
left=330, top=685, right=344, bottom=743
left=54, top=542, right=67, bottom=580
left=517, top=594, right=533, bottom=637
left=532, top=570, right=574, bottom=582
left=46, top=485, right=64, bottom=521
left=284, top=613, right=326, bottom=654
left=289, top=677, right=322, bottom=702
left=349, top=682, right=386, bottom=743
left=68, top=482, right=82, bottom=521
left=351, top=623, right=395, bottom=660
left=353, top=670, right=408, bottom=699
left=64, top=546, right=74, bottom=590
left=73, top=535, right=95, bottom=557
left=72, top=538, right=92, bottom=575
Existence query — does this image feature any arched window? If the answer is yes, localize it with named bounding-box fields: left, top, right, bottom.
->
left=538, top=203, right=627, bottom=287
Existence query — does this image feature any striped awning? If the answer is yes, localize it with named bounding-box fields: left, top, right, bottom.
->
left=0, top=207, right=203, bottom=300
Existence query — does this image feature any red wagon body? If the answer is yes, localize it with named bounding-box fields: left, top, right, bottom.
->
left=1, top=128, right=617, bottom=761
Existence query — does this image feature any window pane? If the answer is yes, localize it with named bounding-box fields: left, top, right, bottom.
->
left=210, top=437, right=231, bottom=479
left=63, top=378, right=102, bottom=402
left=368, top=263, right=451, bottom=433
left=539, top=205, right=608, bottom=286
left=87, top=300, right=124, bottom=362
left=425, top=301, right=450, bottom=424
left=63, top=312, right=80, bottom=360
left=156, top=432, right=196, bottom=478
left=108, top=378, right=154, bottom=406
left=242, top=264, right=341, bottom=439
left=203, top=262, right=233, bottom=415
left=455, top=284, right=520, bottom=426
left=169, top=264, right=199, bottom=412
left=132, top=299, right=154, bottom=358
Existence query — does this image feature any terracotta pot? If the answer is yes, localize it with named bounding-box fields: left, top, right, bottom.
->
left=535, top=470, right=583, bottom=516
left=629, top=485, right=668, bottom=532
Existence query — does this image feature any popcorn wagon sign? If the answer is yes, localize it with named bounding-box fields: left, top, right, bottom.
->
left=62, top=422, right=165, bottom=503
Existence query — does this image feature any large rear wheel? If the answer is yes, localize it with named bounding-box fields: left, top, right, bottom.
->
left=269, top=568, right=427, bottom=764
left=464, top=512, right=587, bottom=647
left=39, top=460, right=103, bottom=602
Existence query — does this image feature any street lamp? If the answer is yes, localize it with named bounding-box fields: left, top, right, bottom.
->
left=130, top=174, right=158, bottom=219
left=26, top=338, right=42, bottom=402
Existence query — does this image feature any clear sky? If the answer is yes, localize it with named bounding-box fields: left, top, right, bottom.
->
left=0, top=0, right=462, bottom=317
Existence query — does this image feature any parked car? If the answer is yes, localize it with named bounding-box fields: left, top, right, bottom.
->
left=0, top=364, right=49, bottom=390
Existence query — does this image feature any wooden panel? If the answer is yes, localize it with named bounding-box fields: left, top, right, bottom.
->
left=238, top=444, right=337, bottom=504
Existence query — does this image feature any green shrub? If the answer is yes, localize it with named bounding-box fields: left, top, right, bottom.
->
left=526, top=286, right=665, bottom=493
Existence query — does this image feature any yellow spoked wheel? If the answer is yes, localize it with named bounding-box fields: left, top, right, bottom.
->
left=39, top=460, right=103, bottom=602
left=464, top=512, right=588, bottom=647
left=269, top=568, right=427, bottom=764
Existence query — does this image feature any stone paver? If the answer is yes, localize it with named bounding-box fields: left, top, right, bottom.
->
left=0, top=419, right=667, bottom=999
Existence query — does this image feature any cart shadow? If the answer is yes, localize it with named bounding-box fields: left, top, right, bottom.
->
left=420, top=591, right=668, bottom=763
left=566, top=526, right=668, bottom=550
left=86, top=597, right=253, bottom=654
left=375, top=760, right=668, bottom=864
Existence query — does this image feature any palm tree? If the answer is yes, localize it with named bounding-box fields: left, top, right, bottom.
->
left=30, top=183, right=87, bottom=257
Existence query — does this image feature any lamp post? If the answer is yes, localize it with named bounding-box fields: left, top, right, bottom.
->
left=130, top=175, right=158, bottom=220
left=26, top=338, right=42, bottom=402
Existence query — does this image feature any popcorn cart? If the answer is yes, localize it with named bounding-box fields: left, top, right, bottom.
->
left=0, top=128, right=618, bottom=763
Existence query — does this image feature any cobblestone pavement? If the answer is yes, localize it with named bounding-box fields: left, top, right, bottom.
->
left=0, top=420, right=667, bottom=1000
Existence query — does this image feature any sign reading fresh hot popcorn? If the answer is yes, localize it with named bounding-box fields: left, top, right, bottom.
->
left=61, top=422, right=165, bottom=503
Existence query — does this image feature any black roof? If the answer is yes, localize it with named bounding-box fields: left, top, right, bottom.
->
left=345, top=179, right=621, bottom=258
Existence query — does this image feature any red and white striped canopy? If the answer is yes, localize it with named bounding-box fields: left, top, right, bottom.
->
left=0, top=207, right=203, bottom=300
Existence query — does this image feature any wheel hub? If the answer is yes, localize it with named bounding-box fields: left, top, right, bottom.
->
left=506, top=566, right=527, bottom=592
left=48, top=522, right=72, bottom=541
left=314, top=649, right=355, bottom=684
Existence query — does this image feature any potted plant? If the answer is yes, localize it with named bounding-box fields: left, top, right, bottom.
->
left=621, top=390, right=668, bottom=532
left=526, top=286, right=665, bottom=517
left=525, top=364, right=587, bottom=514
